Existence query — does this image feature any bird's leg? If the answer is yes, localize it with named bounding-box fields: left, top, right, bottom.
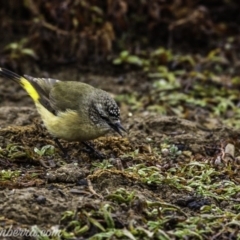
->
left=54, top=138, right=68, bottom=158
left=54, top=138, right=105, bottom=159
left=82, top=141, right=105, bottom=159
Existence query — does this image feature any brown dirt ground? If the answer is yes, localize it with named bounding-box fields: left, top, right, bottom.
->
left=0, top=69, right=239, bottom=239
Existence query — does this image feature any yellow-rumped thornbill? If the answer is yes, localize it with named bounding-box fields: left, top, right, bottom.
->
left=0, top=68, right=126, bottom=156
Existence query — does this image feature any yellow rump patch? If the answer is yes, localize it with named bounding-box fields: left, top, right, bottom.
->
left=20, top=77, right=39, bottom=102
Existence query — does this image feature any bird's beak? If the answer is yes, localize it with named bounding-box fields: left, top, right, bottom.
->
left=109, top=121, right=126, bottom=137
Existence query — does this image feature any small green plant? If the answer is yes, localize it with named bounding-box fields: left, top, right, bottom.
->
left=6, top=144, right=28, bottom=158
left=107, top=188, right=136, bottom=204
left=4, top=38, right=38, bottom=60
left=34, top=145, right=55, bottom=157
left=0, top=169, right=20, bottom=180
left=169, top=144, right=182, bottom=159
left=92, top=159, right=113, bottom=169
left=113, top=51, right=143, bottom=66
left=121, top=149, right=139, bottom=158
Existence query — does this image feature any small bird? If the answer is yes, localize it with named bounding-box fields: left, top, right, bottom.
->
left=0, top=68, right=125, bottom=155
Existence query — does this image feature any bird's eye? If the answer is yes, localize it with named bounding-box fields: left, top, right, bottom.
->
left=100, top=114, right=109, bottom=122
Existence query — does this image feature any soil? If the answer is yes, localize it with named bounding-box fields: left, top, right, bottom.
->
left=0, top=69, right=239, bottom=239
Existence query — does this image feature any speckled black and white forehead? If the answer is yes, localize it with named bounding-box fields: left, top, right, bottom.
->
left=96, top=91, right=120, bottom=119
left=105, top=98, right=120, bottom=118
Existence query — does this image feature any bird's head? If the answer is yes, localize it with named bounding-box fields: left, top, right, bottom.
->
left=89, top=90, right=126, bottom=136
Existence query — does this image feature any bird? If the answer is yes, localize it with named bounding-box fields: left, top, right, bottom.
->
left=0, top=68, right=126, bottom=156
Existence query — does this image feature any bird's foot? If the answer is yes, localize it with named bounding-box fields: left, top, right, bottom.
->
left=54, top=138, right=69, bottom=159
left=82, top=141, right=105, bottom=159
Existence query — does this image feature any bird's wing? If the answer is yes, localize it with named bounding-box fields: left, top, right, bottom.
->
left=24, top=75, right=59, bottom=98
left=49, top=81, right=95, bottom=113
left=23, top=75, right=60, bottom=114
left=24, top=76, right=95, bottom=114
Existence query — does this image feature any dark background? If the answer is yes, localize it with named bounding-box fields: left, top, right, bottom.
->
left=1, top=0, right=240, bottom=72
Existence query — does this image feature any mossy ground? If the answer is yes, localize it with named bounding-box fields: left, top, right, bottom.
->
left=0, top=69, right=240, bottom=239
